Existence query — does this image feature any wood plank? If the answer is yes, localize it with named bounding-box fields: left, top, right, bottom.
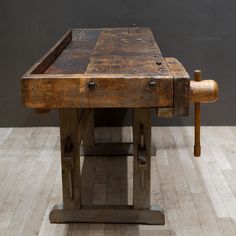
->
left=86, top=28, right=170, bottom=76
left=80, top=156, right=97, bottom=206
left=133, top=108, right=152, bottom=209
left=49, top=204, right=165, bottom=225
left=22, top=76, right=173, bottom=108
left=106, top=156, right=123, bottom=205
left=165, top=57, right=190, bottom=117
left=59, top=108, right=91, bottom=209
left=82, top=109, right=95, bottom=145
left=26, top=27, right=172, bottom=77
left=28, top=30, right=72, bottom=74
left=59, top=108, right=81, bottom=209
left=45, top=29, right=101, bottom=74
left=88, top=27, right=161, bottom=55
left=80, top=143, right=156, bottom=156
left=92, top=156, right=108, bottom=205
left=78, top=109, right=92, bottom=142
left=157, top=108, right=174, bottom=118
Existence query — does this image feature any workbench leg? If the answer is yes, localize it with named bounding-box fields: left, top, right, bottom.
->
left=133, top=108, right=151, bottom=209
left=59, top=108, right=81, bottom=209
left=83, top=109, right=95, bottom=145
left=49, top=108, right=164, bottom=224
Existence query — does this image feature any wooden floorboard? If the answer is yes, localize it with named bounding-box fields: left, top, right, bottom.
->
left=0, top=127, right=236, bottom=235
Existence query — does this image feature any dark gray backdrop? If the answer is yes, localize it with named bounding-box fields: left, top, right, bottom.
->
left=0, top=0, right=235, bottom=127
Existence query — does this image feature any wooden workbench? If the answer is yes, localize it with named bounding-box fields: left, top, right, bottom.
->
left=21, top=27, right=218, bottom=224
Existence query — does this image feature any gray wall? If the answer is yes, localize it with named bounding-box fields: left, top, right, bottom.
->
left=0, top=0, right=235, bottom=127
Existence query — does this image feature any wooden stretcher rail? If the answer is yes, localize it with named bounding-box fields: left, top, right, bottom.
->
left=50, top=204, right=165, bottom=225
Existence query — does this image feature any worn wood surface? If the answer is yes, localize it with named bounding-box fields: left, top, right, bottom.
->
left=22, top=75, right=173, bottom=108
left=59, top=108, right=91, bottom=209
left=29, top=30, right=72, bottom=74
left=21, top=27, right=174, bottom=109
left=133, top=109, right=152, bottom=209
left=45, top=30, right=101, bottom=74
left=49, top=204, right=164, bottom=224
left=59, top=109, right=81, bottom=209
left=22, top=27, right=218, bottom=113
left=82, top=109, right=95, bottom=145
left=165, top=57, right=190, bottom=117
left=85, top=28, right=169, bottom=75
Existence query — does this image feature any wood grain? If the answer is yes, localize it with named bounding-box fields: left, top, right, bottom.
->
left=21, top=28, right=174, bottom=109
left=86, top=28, right=170, bottom=75
left=28, top=30, right=72, bottom=75
left=49, top=204, right=164, bottom=224
left=45, top=30, right=101, bottom=74
left=22, top=75, right=173, bottom=108
left=133, top=108, right=152, bottom=209
left=165, top=57, right=190, bottom=117
left=59, top=108, right=81, bottom=209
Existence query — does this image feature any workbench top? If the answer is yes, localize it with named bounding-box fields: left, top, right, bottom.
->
left=45, top=27, right=171, bottom=76
left=21, top=27, right=189, bottom=112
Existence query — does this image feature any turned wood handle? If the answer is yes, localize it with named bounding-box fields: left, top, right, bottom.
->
left=190, top=79, right=218, bottom=103
left=191, top=71, right=219, bottom=157
left=193, top=70, right=201, bottom=157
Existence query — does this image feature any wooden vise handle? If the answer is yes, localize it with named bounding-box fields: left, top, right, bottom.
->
left=193, top=70, right=201, bottom=157
left=190, top=70, right=218, bottom=157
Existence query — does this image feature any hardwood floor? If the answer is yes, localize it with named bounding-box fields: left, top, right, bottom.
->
left=0, top=127, right=236, bottom=236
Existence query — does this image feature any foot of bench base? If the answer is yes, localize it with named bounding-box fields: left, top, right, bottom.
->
left=49, top=204, right=165, bottom=225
